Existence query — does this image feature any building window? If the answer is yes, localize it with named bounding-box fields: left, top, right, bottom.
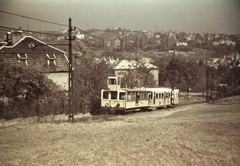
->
left=28, top=42, right=35, bottom=48
left=17, top=54, right=28, bottom=66
left=46, top=54, right=56, bottom=66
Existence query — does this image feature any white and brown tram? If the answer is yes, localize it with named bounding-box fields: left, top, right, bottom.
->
left=98, top=76, right=179, bottom=114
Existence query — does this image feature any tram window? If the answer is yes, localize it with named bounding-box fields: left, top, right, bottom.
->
left=119, top=92, right=126, bottom=100
left=103, top=91, right=109, bottom=99
left=140, top=92, right=144, bottom=100
left=143, top=92, right=147, bottom=100
left=108, top=78, right=116, bottom=85
left=111, top=91, right=117, bottom=99
left=127, top=92, right=136, bottom=101
left=145, top=92, right=149, bottom=100
left=149, top=93, right=152, bottom=99
left=127, top=93, right=131, bottom=101
left=131, top=92, right=136, bottom=101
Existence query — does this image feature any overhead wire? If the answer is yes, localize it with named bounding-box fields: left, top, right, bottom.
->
left=0, top=10, right=68, bottom=27
left=0, top=10, right=146, bottom=57
left=0, top=10, right=105, bottom=42
left=0, top=26, right=63, bottom=36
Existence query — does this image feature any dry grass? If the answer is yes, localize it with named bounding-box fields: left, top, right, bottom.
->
left=0, top=96, right=240, bottom=166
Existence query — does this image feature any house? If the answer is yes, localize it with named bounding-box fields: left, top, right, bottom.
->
left=114, top=38, right=121, bottom=48
left=213, top=38, right=236, bottom=46
left=76, top=31, right=85, bottom=40
left=113, top=59, right=159, bottom=86
left=104, top=40, right=112, bottom=47
left=94, top=57, right=119, bottom=65
left=212, top=40, right=220, bottom=46
left=0, top=31, right=69, bottom=90
left=219, top=39, right=236, bottom=46
left=176, top=41, right=188, bottom=46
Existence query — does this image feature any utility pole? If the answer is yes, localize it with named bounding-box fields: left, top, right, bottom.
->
left=67, top=17, right=75, bottom=122
left=206, top=67, right=209, bottom=102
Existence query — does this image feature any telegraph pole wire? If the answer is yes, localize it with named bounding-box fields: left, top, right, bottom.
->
left=0, top=10, right=68, bottom=27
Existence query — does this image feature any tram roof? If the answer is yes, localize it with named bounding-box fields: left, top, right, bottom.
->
left=102, top=87, right=179, bottom=92
left=146, top=87, right=173, bottom=92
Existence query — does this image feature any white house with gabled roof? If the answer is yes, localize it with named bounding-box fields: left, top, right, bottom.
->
left=113, top=59, right=159, bottom=85
left=0, top=31, right=69, bottom=90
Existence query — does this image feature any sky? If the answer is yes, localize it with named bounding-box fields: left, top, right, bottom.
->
left=0, top=0, right=240, bottom=34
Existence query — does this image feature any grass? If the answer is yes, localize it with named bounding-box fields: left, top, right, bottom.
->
left=0, top=96, right=240, bottom=166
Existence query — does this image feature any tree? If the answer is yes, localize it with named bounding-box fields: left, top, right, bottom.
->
left=0, top=63, right=51, bottom=101
left=225, top=62, right=240, bottom=95
left=120, top=61, right=157, bottom=88
left=0, top=63, right=63, bottom=119
left=72, top=51, right=113, bottom=114
left=165, top=59, right=185, bottom=89
left=165, top=59, right=205, bottom=92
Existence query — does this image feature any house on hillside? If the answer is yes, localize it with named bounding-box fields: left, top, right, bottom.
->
left=0, top=31, right=69, bottom=90
left=212, top=39, right=220, bottom=46
left=176, top=41, right=188, bottom=46
left=113, top=59, right=159, bottom=86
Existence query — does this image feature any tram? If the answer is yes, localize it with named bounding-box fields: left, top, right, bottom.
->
left=98, top=76, right=179, bottom=114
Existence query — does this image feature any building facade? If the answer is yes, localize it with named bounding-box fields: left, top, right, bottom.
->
left=0, top=31, right=69, bottom=90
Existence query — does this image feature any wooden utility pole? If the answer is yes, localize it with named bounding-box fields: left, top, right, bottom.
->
left=206, top=67, right=209, bottom=102
left=68, top=17, right=75, bottom=122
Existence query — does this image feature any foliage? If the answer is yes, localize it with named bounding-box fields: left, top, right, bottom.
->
left=72, top=50, right=113, bottom=113
left=0, top=63, right=50, bottom=101
left=224, top=62, right=240, bottom=92
left=119, top=60, right=157, bottom=88
left=174, top=45, right=193, bottom=51
left=0, top=63, right=65, bottom=119
left=160, top=59, right=206, bottom=92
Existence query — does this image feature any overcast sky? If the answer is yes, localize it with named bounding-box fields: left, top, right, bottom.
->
left=0, top=0, right=240, bottom=34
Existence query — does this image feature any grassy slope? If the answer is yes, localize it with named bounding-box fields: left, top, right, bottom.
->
left=0, top=96, right=239, bottom=166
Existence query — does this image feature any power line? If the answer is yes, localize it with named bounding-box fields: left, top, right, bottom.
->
left=1, top=25, right=148, bottom=58
left=0, top=10, right=105, bottom=42
left=0, top=10, right=68, bottom=27
left=0, top=26, right=63, bottom=36
left=0, top=11, right=145, bottom=57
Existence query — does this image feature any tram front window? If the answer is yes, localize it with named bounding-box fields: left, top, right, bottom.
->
left=108, top=78, right=116, bottom=85
left=111, top=91, right=117, bottom=99
left=103, top=91, right=109, bottom=99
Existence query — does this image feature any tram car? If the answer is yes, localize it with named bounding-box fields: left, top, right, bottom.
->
left=98, top=76, right=179, bottom=114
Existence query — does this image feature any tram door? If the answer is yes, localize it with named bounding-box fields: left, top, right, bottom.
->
left=153, top=92, right=155, bottom=104
left=148, top=92, right=155, bottom=106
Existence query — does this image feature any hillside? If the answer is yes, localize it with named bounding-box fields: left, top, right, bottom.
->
left=0, top=96, right=239, bottom=165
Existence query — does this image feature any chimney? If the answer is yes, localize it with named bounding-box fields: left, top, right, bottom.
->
left=6, top=31, right=23, bottom=45
left=12, top=31, right=23, bottom=45
left=6, top=32, right=12, bottom=45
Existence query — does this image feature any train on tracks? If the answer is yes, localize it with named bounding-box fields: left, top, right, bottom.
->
left=94, top=76, right=179, bottom=115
